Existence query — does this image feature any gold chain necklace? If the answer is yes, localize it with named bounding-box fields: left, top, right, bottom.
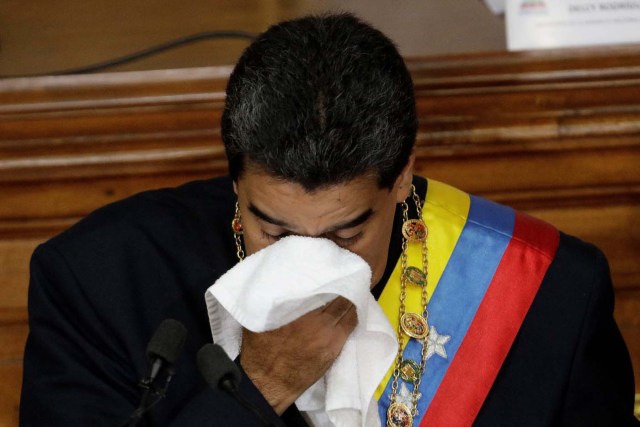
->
left=387, top=185, right=429, bottom=427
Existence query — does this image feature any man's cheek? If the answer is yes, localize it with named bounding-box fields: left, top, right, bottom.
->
left=242, top=233, right=268, bottom=256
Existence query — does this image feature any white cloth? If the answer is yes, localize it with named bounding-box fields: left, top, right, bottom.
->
left=205, top=236, right=396, bottom=427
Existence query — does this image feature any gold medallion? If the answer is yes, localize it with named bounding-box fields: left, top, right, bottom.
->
left=404, top=266, right=426, bottom=287
left=387, top=402, right=413, bottom=427
left=400, top=312, right=429, bottom=339
left=399, top=359, right=421, bottom=383
left=402, top=219, right=427, bottom=242
left=231, top=217, right=243, bottom=235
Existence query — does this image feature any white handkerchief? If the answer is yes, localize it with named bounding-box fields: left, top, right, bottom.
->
left=205, top=236, right=396, bottom=427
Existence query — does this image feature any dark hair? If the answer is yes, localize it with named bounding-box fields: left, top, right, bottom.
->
left=221, top=13, right=417, bottom=190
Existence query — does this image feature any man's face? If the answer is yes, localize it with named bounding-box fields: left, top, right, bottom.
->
left=234, top=161, right=414, bottom=287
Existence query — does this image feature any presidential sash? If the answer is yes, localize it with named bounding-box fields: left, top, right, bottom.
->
left=376, top=179, right=560, bottom=426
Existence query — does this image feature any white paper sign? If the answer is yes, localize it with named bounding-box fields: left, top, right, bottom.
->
left=507, top=0, right=640, bottom=50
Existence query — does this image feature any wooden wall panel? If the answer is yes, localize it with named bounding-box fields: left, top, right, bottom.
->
left=0, top=363, right=22, bottom=427
left=0, top=240, right=40, bottom=308
left=0, top=308, right=27, bottom=427
left=1, top=46, right=639, bottom=423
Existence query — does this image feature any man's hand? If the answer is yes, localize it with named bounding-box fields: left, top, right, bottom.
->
left=239, top=296, right=357, bottom=415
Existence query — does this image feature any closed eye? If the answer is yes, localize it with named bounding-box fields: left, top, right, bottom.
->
left=331, top=232, right=363, bottom=247
left=261, top=230, right=291, bottom=241
left=261, top=230, right=362, bottom=247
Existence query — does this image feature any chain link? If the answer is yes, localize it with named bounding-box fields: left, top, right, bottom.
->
left=233, top=202, right=245, bottom=261
left=234, top=232, right=245, bottom=261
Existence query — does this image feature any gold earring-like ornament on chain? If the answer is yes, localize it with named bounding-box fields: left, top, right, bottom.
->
left=231, top=202, right=243, bottom=235
left=232, top=202, right=245, bottom=261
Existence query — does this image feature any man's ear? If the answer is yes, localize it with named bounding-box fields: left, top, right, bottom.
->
left=395, top=152, right=416, bottom=203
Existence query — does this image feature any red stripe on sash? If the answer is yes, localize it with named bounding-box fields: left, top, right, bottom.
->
left=420, top=213, right=560, bottom=426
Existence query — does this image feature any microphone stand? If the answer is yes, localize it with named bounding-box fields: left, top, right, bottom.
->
left=118, top=319, right=187, bottom=427
left=119, top=366, right=175, bottom=427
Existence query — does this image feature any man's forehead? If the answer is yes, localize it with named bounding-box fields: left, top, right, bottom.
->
left=238, top=159, right=382, bottom=194
left=236, top=166, right=382, bottom=196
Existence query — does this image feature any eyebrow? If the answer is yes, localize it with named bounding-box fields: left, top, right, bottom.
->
left=248, top=202, right=374, bottom=233
left=248, top=203, right=289, bottom=227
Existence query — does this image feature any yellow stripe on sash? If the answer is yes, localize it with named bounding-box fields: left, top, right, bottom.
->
left=374, top=179, right=470, bottom=399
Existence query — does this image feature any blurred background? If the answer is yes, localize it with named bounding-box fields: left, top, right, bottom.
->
left=0, top=0, right=506, bottom=76
left=1, top=1, right=639, bottom=425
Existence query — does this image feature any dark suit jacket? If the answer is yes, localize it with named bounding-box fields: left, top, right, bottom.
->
left=20, top=176, right=638, bottom=426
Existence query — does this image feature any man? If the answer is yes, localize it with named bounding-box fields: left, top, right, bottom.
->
left=20, top=13, right=637, bottom=426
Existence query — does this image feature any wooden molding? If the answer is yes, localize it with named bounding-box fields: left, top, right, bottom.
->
left=1, top=48, right=639, bottom=409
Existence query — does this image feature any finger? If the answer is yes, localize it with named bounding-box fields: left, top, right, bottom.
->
left=328, top=298, right=357, bottom=329
left=336, top=301, right=355, bottom=323
left=322, top=296, right=353, bottom=320
left=335, top=303, right=357, bottom=333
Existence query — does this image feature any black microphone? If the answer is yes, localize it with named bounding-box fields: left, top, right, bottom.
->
left=120, top=319, right=188, bottom=427
left=146, top=319, right=188, bottom=383
left=197, top=343, right=276, bottom=427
